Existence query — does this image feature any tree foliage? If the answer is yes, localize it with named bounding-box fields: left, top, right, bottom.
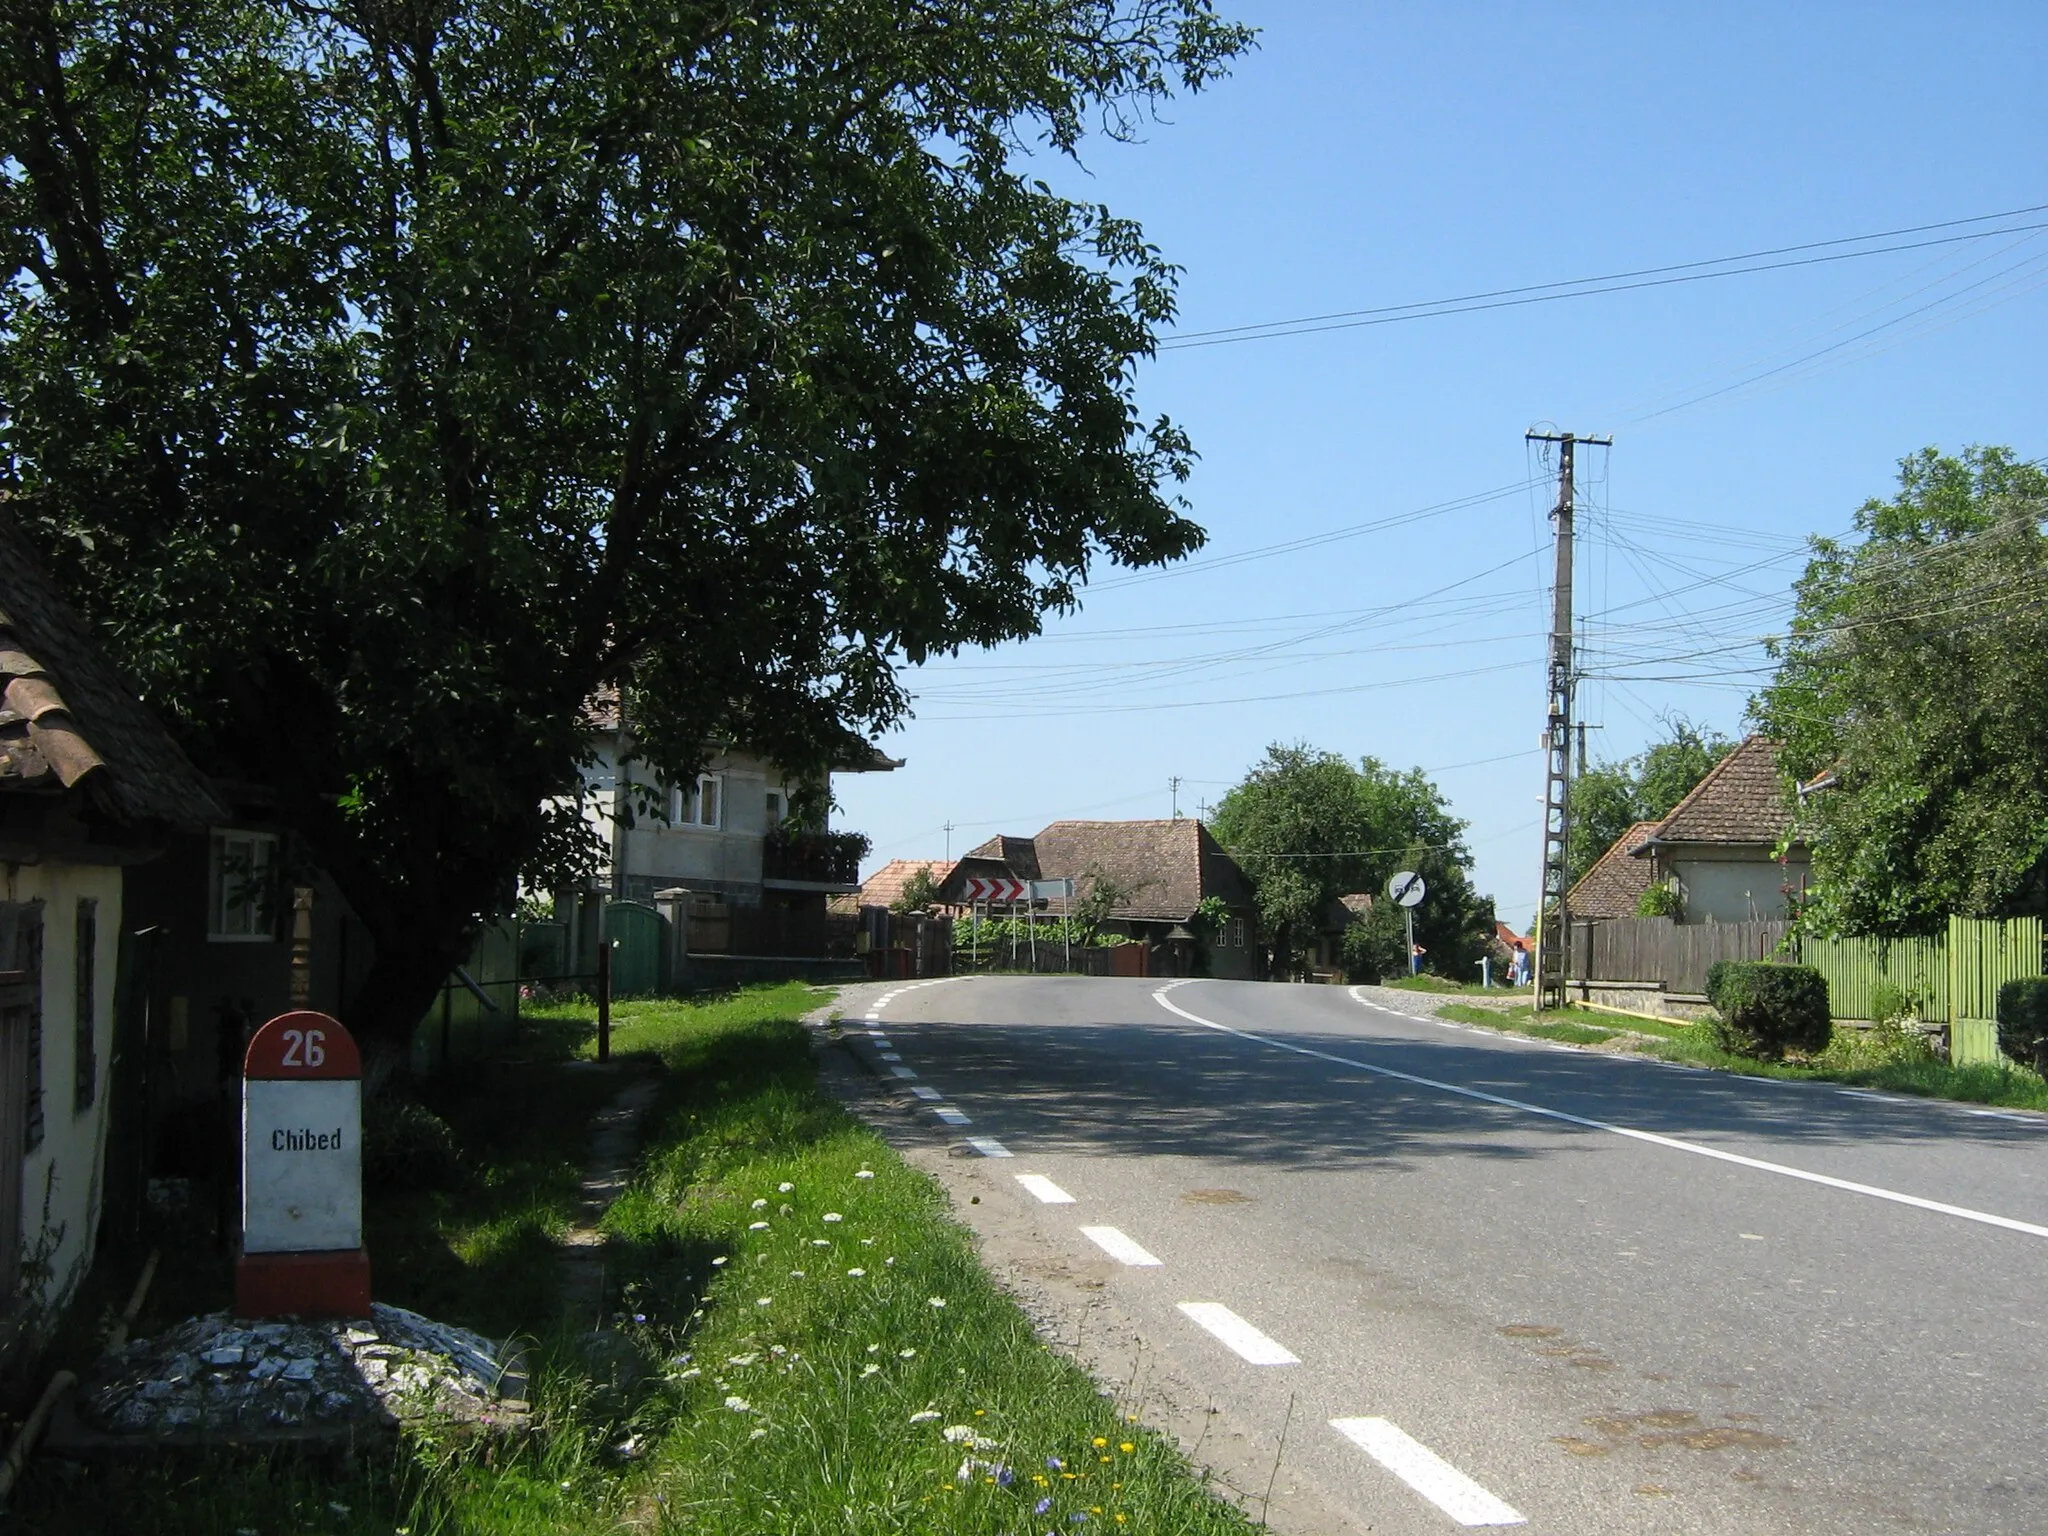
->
left=1567, top=718, right=1732, bottom=884
left=1752, top=447, right=2048, bottom=935
left=1208, top=743, right=1493, bottom=980
left=0, top=0, right=1252, bottom=1037
left=890, top=865, right=942, bottom=915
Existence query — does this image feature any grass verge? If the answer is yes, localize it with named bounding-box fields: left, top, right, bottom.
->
left=1435, top=1000, right=2048, bottom=1111
left=15, top=984, right=1259, bottom=1535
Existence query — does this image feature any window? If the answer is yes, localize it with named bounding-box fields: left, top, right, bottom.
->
left=764, top=790, right=785, bottom=830
left=73, top=899, right=96, bottom=1113
left=1216, top=917, right=1246, bottom=948
left=209, top=830, right=279, bottom=940
left=669, top=774, right=724, bottom=829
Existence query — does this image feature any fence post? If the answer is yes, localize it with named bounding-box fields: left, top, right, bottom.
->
left=597, top=939, right=612, bottom=1064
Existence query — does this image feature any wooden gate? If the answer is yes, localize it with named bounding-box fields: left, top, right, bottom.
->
left=604, top=901, right=668, bottom=995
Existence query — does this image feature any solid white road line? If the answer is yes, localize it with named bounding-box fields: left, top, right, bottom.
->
left=911, top=1085, right=944, bottom=1101
left=1016, top=1173, right=1075, bottom=1204
left=1153, top=986, right=2048, bottom=1244
left=967, top=1137, right=1013, bottom=1158
left=1176, top=1302, right=1299, bottom=1365
left=1080, top=1226, right=1163, bottom=1267
left=934, top=1106, right=972, bottom=1126
left=1329, top=1418, right=1526, bottom=1527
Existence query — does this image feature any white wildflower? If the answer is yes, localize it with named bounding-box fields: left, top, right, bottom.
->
left=928, top=1296, right=947, bottom=1309
left=751, top=1198, right=768, bottom=1210
left=790, top=1270, right=806, bottom=1279
left=898, top=1348, right=917, bottom=1359
left=856, top=1169, right=875, bottom=1180
left=756, top=1297, right=773, bottom=1307
left=942, top=1425, right=977, bottom=1443
left=711, top=1256, right=728, bottom=1267
left=724, top=1396, right=751, bottom=1412
left=778, top=1181, right=795, bottom=1193
left=909, top=1410, right=941, bottom=1424
left=812, top=1239, right=831, bottom=1247
left=847, top=1267, right=866, bottom=1277
left=867, top=1343, right=881, bottom=1354
left=749, top=1221, right=770, bottom=1231
left=861, top=1363, right=881, bottom=1377
left=861, top=1237, right=876, bottom=1246
left=823, top=1212, right=843, bottom=1224
left=677, top=1367, right=701, bottom=1380
left=749, top=1426, right=768, bottom=1440
left=727, top=1353, right=760, bottom=1367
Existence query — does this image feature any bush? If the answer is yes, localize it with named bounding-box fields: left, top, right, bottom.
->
left=1869, top=980, right=1917, bottom=1027
left=363, top=1097, right=461, bottom=1189
left=1704, top=961, right=1831, bottom=1060
left=1635, top=880, right=1683, bottom=919
left=1996, top=978, right=2048, bottom=1073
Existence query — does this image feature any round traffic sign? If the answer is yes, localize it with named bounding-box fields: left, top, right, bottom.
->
left=1388, top=870, right=1427, bottom=908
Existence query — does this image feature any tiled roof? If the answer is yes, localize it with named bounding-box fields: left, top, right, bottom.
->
left=1647, top=735, right=1793, bottom=848
left=854, top=858, right=954, bottom=909
left=1567, top=820, right=1660, bottom=919
left=964, top=835, right=1041, bottom=880
left=0, top=510, right=221, bottom=829
left=1025, top=819, right=1254, bottom=922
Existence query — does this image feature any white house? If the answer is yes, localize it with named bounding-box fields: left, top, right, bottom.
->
left=1, top=510, right=221, bottom=1345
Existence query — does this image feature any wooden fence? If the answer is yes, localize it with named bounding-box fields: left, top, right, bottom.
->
left=1579, top=917, right=1792, bottom=996
left=1582, top=913, right=2044, bottom=1066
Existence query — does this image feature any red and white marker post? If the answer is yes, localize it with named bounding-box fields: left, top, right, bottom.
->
left=235, top=1010, right=372, bottom=1319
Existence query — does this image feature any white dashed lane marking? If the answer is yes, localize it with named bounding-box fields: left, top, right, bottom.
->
left=891, top=1066, right=918, bottom=1080
left=910, top=1086, right=944, bottom=1101
left=1176, top=1302, right=1298, bottom=1365
left=934, top=1106, right=972, bottom=1126
left=1329, top=1418, right=1525, bottom=1527
left=1016, top=1174, right=1075, bottom=1204
left=967, top=1137, right=1012, bottom=1158
left=1081, top=1226, right=1162, bottom=1267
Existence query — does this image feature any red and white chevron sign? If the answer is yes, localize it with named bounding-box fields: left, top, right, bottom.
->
left=962, top=875, right=1030, bottom=903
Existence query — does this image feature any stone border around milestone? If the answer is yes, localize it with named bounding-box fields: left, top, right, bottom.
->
left=46, top=1302, right=529, bottom=1455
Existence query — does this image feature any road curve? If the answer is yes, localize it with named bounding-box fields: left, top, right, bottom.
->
left=836, top=974, right=2048, bottom=1536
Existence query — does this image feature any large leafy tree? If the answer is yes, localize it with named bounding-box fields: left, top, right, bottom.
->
left=0, top=0, right=1251, bottom=1040
left=1209, top=743, right=1494, bottom=980
left=1752, top=446, right=2048, bottom=934
left=1567, top=718, right=1733, bottom=884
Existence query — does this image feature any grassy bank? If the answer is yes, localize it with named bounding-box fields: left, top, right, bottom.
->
left=1434, top=1000, right=2048, bottom=1111
left=15, top=985, right=1258, bottom=1535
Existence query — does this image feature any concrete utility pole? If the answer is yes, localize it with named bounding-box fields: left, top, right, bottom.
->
left=1526, top=429, right=1610, bottom=1008
left=943, top=821, right=955, bottom=861
left=1169, top=776, right=1183, bottom=819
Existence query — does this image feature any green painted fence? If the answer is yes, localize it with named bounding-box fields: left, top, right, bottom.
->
left=1798, top=915, right=2043, bottom=1067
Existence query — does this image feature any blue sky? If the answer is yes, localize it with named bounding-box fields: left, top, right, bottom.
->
left=836, top=0, right=2048, bottom=935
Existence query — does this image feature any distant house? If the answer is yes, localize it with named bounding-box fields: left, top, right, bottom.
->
left=1566, top=819, right=1661, bottom=920
left=1573, top=737, right=1806, bottom=925
left=832, top=859, right=955, bottom=916
left=1, top=514, right=223, bottom=1343
left=940, top=819, right=1259, bottom=979
left=562, top=694, right=900, bottom=962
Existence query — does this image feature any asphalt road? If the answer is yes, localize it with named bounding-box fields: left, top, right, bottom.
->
left=837, top=974, right=2048, bottom=1536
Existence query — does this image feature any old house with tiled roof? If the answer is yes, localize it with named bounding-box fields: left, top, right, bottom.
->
left=1572, top=737, right=1807, bottom=927
left=1638, top=735, right=1806, bottom=923
left=942, top=819, right=1259, bottom=979
left=1566, top=820, right=1661, bottom=920
left=2, top=510, right=223, bottom=1336
left=832, top=858, right=955, bottom=916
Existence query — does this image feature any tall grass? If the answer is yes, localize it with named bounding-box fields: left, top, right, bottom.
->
left=14, top=984, right=1259, bottom=1535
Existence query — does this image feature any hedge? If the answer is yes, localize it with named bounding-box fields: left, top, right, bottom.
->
left=1704, top=960, right=1831, bottom=1060
left=1996, top=978, right=2048, bottom=1073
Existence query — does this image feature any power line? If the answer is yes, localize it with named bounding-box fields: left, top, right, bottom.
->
left=1159, top=207, right=2048, bottom=351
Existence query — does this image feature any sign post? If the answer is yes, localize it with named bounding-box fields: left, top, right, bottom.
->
left=1387, top=871, right=1427, bottom=977
left=235, top=1009, right=372, bottom=1319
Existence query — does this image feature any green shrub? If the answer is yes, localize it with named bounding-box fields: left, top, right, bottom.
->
left=1996, top=978, right=2048, bottom=1073
left=1868, top=980, right=1917, bottom=1027
left=363, top=1097, right=461, bottom=1189
left=1635, top=880, right=1683, bottom=919
left=1704, top=961, right=1831, bottom=1060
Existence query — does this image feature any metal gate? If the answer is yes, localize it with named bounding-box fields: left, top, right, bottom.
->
left=605, top=901, right=668, bottom=996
